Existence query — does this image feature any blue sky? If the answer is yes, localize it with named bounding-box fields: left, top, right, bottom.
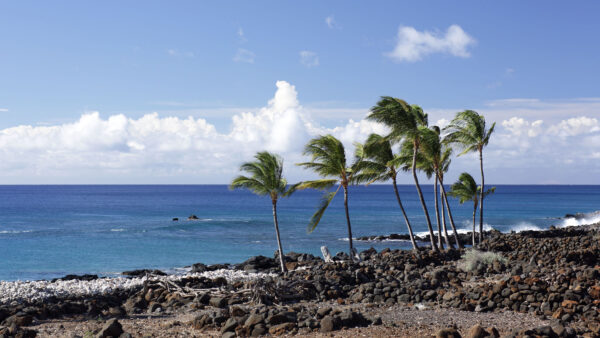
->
left=0, top=1, right=599, bottom=184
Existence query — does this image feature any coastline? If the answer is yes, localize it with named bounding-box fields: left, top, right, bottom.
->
left=2, top=222, right=600, bottom=336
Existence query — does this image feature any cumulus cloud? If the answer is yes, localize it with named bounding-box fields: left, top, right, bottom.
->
left=386, top=25, right=475, bottom=62
left=0, top=81, right=383, bottom=183
left=325, top=15, right=338, bottom=29
left=233, top=48, right=255, bottom=63
left=502, top=117, right=544, bottom=138
left=299, top=51, right=319, bottom=68
left=2, top=85, right=599, bottom=184
left=547, top=117, right=600, bottom=138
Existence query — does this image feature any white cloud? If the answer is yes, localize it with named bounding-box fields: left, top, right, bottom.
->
left=386, top=25, right=475, bottom=62
left=0, top=108, right=7, bottom=112
left=325, top=15, right=338, bottom=29
left=237, top=27, right=247, bottom=43
left=2, top=88, right=599, bottom=184
left=502, top=117, right=544, bottom=138
left=0, top=81, right=381, bottom=183
left=547, top=117, right=600, bottom=137
left=233, top=48, right=255, bottom=63
left=299, top=51, right=319, bottom=68
left=167, top=49, right=195, bottom=58
left=435, top=118, right=450, bottom=129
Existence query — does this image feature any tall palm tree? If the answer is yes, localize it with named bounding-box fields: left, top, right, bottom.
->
left=230, top=151, right=295, bottom=273
left=367, top=97, right=439, bottom=252
left=419, top=127, right=447, bottom=250
left=444, top=110, right=495, bottom=245
left=296, top=135, right=362, bottom=259
left=354, top=133, right=419, bottom=251
left=437, top=145, right=463, bottom=249
left=449, top=172, right=495, bottom=246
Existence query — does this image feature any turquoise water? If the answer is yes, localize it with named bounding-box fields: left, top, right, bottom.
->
left=0, top=185, right=599, bottom=281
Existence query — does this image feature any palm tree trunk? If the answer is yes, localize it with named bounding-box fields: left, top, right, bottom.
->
left=412, top=143, right=438, bottom=252
left=472, top=204, right=477, bottom=247
left=434, top=175, right=443, bottom=250
left=343, top=185, right=354, bottom=258
left=439, top=183, right=463, bottom=248
left=272, top=201, right=287, bottom=273
left=439, top=176, right=453, bottom=249
left=392, top=176, right=418, bottom=251
left=479, top=148, right=484, bottom=246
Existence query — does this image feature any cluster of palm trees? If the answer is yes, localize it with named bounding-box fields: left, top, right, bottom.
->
left=230, top=97, right=495, bottom=272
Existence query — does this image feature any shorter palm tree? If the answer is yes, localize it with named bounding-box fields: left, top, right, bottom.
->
left=448, top=172, right=495, bottom=247
left=297, top=135, right=361, bottom=259
left=354, top=133, right=419, bottom=251
left=230, top=151, right=295, bottom=273
left=444, top=111, right=495, bottom=244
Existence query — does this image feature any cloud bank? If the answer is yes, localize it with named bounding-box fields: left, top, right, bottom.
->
left=0, top=81, right=385, bottom=183
left=0, top=82, right=598, bottom=184
left=386, top=25, right=475, bottom=62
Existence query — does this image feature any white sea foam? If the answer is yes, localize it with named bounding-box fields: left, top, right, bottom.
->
left=0, top=230, right=33, bottom=234
left=110, top=228, right=125, bottom=232
left=508, top=222, right=543, bottom=232
left=344, top=237, right=412, bottom=243
left=0, top=269, right=274, bottom=304
left=415, top=224, right=495, bottom=238
left=560, top=212, right=600, bottom=228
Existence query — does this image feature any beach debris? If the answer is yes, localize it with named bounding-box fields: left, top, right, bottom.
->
left=321, top=246, right=333, bottom=263
left=351, top=247, right=361, bottom=262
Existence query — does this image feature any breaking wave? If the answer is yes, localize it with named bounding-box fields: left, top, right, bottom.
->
left=560, top=211, right=600, bottom=227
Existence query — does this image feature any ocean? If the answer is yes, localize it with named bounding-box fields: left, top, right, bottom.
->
left=0, top=185, right=599, bottom=281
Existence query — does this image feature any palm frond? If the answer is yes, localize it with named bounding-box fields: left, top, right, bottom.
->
left=448, top=172, right=479, bottom=204
left=443, top=110, right=495, bottom=156
left=298, top=135, right=347, bottom=178
left=230, top=151, right=289, bottom=198
left=307, top=190, right=339, bottom=233
left=297, top=179, right=338, bottom=190
left=229, top=176, right=267, bottom=194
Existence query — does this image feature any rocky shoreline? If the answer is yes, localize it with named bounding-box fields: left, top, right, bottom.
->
left=2, top=224, right=600, bottom=337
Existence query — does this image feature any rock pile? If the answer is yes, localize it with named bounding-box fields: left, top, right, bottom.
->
left=3, top=225, right=600, bottom=336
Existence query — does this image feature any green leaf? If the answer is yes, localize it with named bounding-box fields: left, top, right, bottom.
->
left=307, top=190, right=338, bottom=233
left=297, top=179, right=338, bottom=190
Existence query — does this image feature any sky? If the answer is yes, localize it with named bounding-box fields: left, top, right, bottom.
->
left=0, top=1, right=599, bottom=184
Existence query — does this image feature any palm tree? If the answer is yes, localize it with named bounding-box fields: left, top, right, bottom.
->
left=296, top=135, right=362, bottom=259
left=444, top=110, right=495, bottom=245
left=230, top=151, right=295, bottom=273
left=437, top=145, right=464, bottom=249
left=419, top=127, right=447, bottom=250
left=367, top=97, right=439, bottom=252
left=354, top=133, right=419, bottom=251
left=449, top=172, right=495, bottom=246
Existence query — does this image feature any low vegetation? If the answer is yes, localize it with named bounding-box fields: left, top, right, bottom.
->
left=458, top=249, right=506, bottom=272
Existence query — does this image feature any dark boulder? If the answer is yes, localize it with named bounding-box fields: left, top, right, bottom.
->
left=121, top=269, right=166, bottom=277
left=96, top=318, right=123, bottom=338
left=51, top=274, right=98, bottom=282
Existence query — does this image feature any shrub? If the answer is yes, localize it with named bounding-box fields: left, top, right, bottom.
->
left=458, top=249, right=506, bottom=272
